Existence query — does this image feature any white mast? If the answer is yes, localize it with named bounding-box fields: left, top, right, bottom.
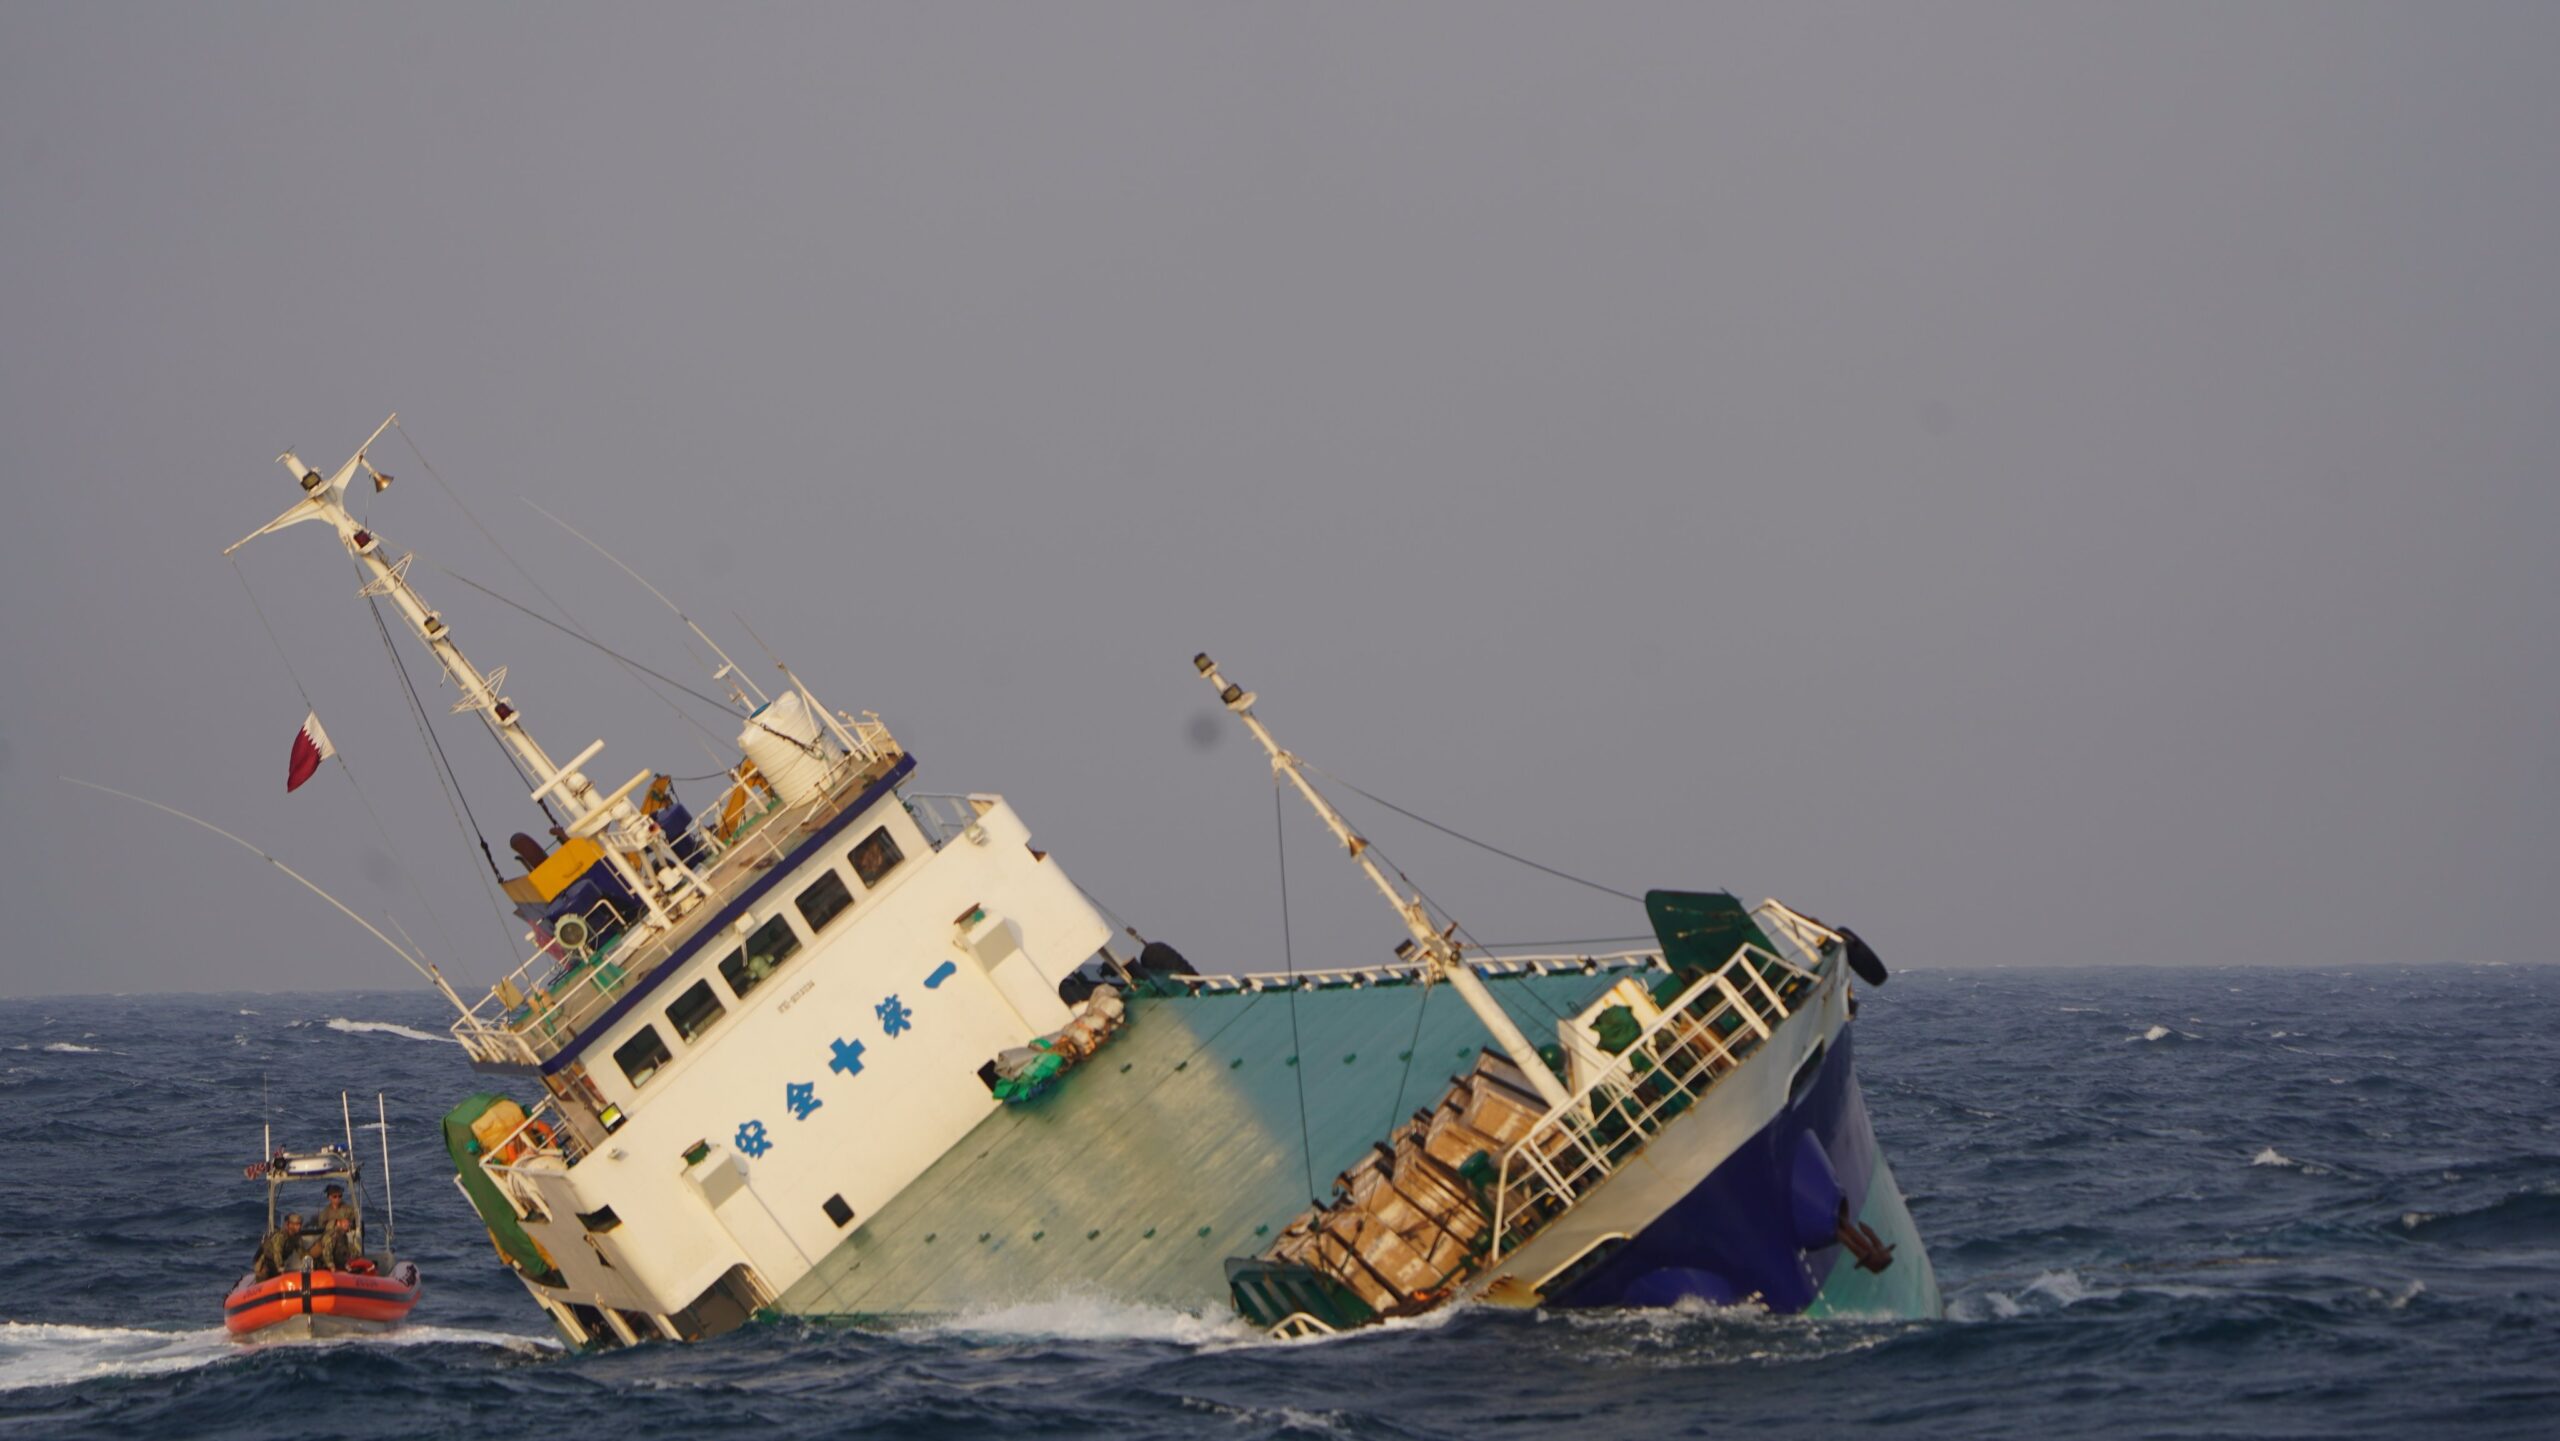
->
left=227, top=417, right=675, bottom=928
left=1194, top=654, right=1574, bottom=1110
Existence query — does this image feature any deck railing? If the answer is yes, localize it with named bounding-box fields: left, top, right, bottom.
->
left=1486, top=942, right=1817, bottom=1263
left=905, top=791, right=996, bottom=850
left=448, top=747, right=899, bottom=1066
left=1164, top=949, right=1668, bottom=996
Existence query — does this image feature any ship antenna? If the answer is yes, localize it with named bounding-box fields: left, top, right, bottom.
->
left=342, top=1089, right=355, bottom=1157
left=376, top=1092, right=395, bottom=1259
left=521, top=497, right=769, bottom=709
left=1192, top=654, right=1574, bottom=1110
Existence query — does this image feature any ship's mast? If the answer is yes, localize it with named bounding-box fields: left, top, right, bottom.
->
left=226, top=416, right=676, bottom=928
left=1194, top=655, right=1574, bottom=1110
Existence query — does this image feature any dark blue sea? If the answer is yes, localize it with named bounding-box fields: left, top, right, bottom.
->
left=3, top=965, right=2552, bottom=1439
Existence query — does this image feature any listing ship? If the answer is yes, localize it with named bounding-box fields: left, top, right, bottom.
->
left=229, top=418, right=1939, bottom=1346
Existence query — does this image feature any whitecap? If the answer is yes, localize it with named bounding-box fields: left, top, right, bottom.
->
left=39, top=1042, right=99, bottom=1054
left=2252, top=1147, right=2293, bottom=1167
left=915, top=1292, right=1256, bottom=1348
left=0, top=1322, right=232, bottom=1391
left=325, top=1019, right=457, bottom=1045
left=0, top=1319, right=557, bottom=1393
left=2022, top=1269, right=2096, bottom=1304
left=2132, top=1024, right=2171, bottom=1042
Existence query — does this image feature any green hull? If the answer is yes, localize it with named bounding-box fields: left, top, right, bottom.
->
left=1807, top=1153, right=1941, bottom=1319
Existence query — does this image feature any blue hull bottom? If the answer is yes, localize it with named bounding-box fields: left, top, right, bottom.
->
left=1548, top=1024, right=1941, bottom=1318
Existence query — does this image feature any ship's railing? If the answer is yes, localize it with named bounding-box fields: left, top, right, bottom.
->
left=1266, top=1312, right=1340, bottom=1340
left=844, top=711, right=899, bottom=767
left=450, top=748, right=897, bottom=1065
left=906, top=791, right=996, bottom=850
left=1486, top=942, right=1817, bottom=1263
left=1752, top=899, right=1842, bottom=970
left=1164, top=949, right=1667, bottom=996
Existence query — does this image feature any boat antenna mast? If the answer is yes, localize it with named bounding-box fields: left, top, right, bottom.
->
left=226, top=416, right=681, bottom=935
left=376, top=1093, right=395, bottom=1259
left=1194, top=654, right=1573, bottom=1109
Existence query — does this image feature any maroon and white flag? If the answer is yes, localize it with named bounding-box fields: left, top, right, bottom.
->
left=287, top=711, right=335, bottom=792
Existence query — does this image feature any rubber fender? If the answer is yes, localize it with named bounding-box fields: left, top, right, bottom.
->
left=1839, top=927, right=1888, bottom=987
left=1788, top=1131, right=1846, bottom=1250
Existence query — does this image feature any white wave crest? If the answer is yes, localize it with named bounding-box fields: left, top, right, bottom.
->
left=325, top=1018, right=457, bottom=1045
left=0, top=1320, right=556, bottom=1392
left=2137, top=1025, right=2171, bottom=1042
left=0, top=1323, right=233, bottom=1391
left=1949, top=1268, right=2113, bottom=1322
left=916, top=1293, right=1257, bottom=1348
left=2250, top=1146, right=2332, bottom=1176
left=5, top=1042, right=103, bottom=1054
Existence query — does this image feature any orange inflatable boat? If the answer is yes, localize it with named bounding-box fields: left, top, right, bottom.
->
left=224, top=1260, right=422, bottom=1338
left=227, top=1099, right=424, bottom=1340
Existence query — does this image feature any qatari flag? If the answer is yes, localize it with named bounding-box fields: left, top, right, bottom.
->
left=287, top=711, right=335, bottom=792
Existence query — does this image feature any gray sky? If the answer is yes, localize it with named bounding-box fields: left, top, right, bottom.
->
left=2, top=4, right=2553, bottom=999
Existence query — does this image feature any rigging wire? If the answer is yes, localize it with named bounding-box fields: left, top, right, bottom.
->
left=369, top=594, right=512, bottom=878
left=432, top=564, right=827, bottom=761
left=1360, top=826, right=1573, bottom=1031
left=1275, top=783, right=1320, bottom=1208
left=393, top=419, right=730, bottom=768
left=228, top=558, right=467, bottom=974
left=367, top=594, right=534, bottom=963
left=1309, top=762, right=1643, bottom=904
left=1382, top=976, right=1436, bottom=1145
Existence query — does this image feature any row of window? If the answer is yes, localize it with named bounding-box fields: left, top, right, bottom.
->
left=612, top=825, right=906, bottom=1088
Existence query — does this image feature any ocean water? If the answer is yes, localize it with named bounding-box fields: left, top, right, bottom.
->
left=1, top=965, right=2551, bottom=1439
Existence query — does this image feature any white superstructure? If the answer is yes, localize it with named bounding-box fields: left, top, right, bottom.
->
left=234, top=419, right=1124, bottom=1344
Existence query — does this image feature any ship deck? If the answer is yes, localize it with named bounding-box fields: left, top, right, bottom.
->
left=775, top=965, right=1637, bottom=1319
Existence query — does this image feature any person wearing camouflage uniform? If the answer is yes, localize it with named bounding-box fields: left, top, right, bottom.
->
left=253, top=1214, right=306, bottom=1280
left=312, top=1184, right=357, bottom=1247
left=306, top=1214, right=359, bottom=1271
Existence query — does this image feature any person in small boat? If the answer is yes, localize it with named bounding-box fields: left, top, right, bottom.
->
left=253, top=1214, right=307, bottom=1280
left=306, top=1213, right=359, bottom=1272
left=313, top=1183, right=356, bottom=1242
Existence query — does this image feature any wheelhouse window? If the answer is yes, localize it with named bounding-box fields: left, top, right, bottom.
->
left=665, top=979, right=726, bottom=1042
left=796, top=871, right=855, bottom=932
left=720, top=914, right=803, bottom=998
left=849, top=826, right=905, bottom=888
left=613, top=1026, right=672, bottom=1088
